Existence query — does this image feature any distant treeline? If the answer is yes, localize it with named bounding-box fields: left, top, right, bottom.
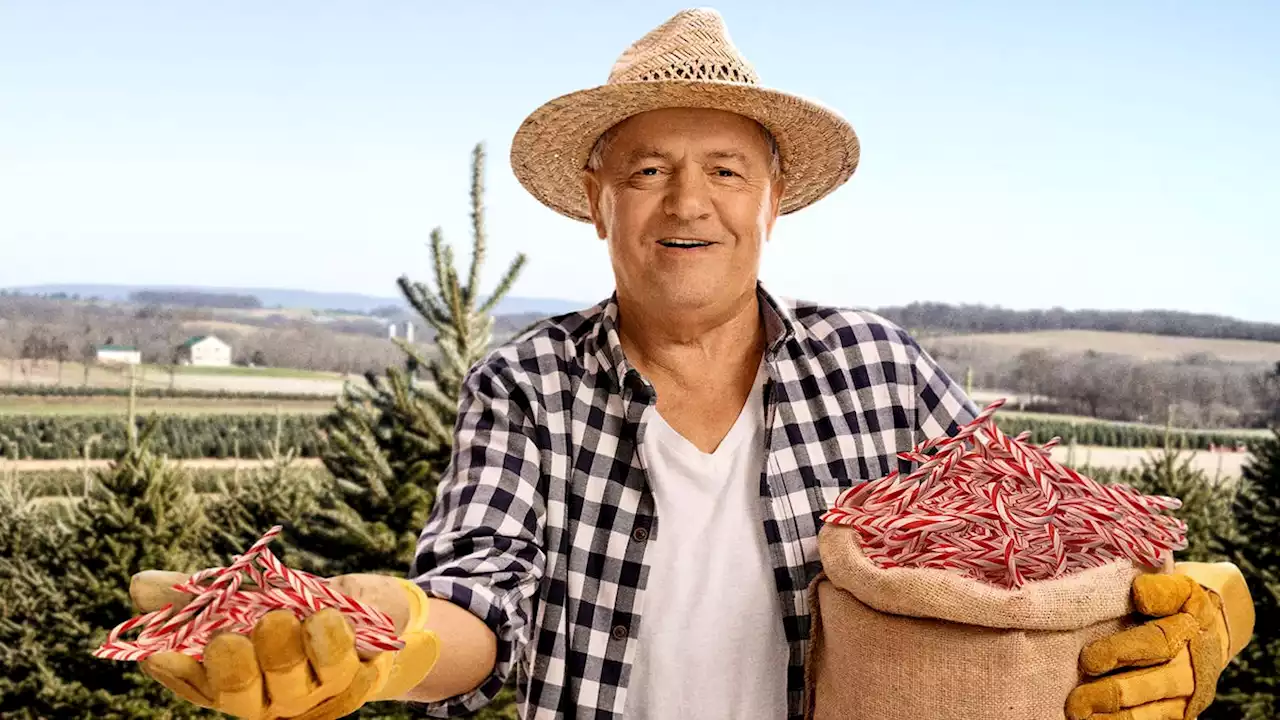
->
left=876, top=302, right=1280, bottom=343
left=129, top=290, right=262, bottom=309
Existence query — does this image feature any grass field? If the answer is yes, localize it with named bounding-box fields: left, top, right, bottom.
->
left=0, top=358, right=362, bottom=396
left=0, top=395, right=334, bottom=416
left=161, top=364, right=338, bottom=379
left=928, top=330, right=1280, bottom=364
left=181, top=319, right=264, bottom=336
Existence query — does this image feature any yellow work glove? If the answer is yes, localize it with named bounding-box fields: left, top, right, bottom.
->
left=1066, top=562, right=1255, bottom=720
left=128, top=571, right=441, bottom=720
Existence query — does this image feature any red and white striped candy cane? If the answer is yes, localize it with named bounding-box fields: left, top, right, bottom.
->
left=95, top=526, right=405, bottom=662
left=820, top=399, right=1188, bottom=589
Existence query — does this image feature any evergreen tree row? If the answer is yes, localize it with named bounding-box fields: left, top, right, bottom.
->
left=1, top=407, right=1266, bottom=462
left=0, top=412, right=326, bottom=460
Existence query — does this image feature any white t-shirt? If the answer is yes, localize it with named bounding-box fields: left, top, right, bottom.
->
left=624, top=365, right=790, bottom=719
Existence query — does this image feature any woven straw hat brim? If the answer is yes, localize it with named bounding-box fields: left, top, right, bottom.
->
left=510, top=79, right=861, bottom=223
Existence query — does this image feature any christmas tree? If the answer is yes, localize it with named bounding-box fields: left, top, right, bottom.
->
left=1211, top=429, right=1280, bottom=720
left=313, top=142, right=526, bottom=718
left=0, top=462, right=70, bottom=714
left=202, top=407, right=335, bottom=576
left=1123, top=448, right=1235, bottom=564
left=0, top=404, right=216, bottom=718
left=314, top=142, right=525, bottom=577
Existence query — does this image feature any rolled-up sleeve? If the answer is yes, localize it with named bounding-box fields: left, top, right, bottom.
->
left=407, top=357, right=546, bottom=717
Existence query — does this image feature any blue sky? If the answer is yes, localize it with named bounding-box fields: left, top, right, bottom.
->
left=2, top=1, right=1277, bottom=320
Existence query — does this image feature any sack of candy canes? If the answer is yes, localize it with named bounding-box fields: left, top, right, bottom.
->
left=803, top=400, right=1186, bottom=720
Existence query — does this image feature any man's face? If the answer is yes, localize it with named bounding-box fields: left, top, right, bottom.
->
left=583, top=108, right=783, bottom=315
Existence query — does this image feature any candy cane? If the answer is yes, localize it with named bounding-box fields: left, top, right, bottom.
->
left=822, top=400, right=1186, bottom=589
left=94, top=526, right=406, bottom=662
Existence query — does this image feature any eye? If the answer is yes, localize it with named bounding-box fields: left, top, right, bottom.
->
left=639, top=167, right=659, bottom=176
left=715, top=168, right=739, bottom=177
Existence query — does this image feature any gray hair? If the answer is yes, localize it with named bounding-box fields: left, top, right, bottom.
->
left=584, top=119, right=783, bottom=181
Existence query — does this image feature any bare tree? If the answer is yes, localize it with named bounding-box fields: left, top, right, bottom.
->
left=1251, top=362, right=1280, bottom=427
left=1010, top=349, right=1061, bottom=403
left=1063, top=351, right=1125, bottom=418
left=19, top=327, right=52, bottom=382
left=49, top=334, right=71, bottom=385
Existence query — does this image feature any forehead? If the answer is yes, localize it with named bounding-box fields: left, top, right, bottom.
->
left=599, top=108, right=772, bottom=164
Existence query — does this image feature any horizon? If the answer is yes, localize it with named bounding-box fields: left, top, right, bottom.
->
left=2, top=2, right=1277, bottom=321
left=10, top=281, right=1280, bottom=328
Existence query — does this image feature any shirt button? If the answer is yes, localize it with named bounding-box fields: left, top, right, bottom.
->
left=632, top=526, right=649, bottom=542
left=611, top=624, right=629, bottom=641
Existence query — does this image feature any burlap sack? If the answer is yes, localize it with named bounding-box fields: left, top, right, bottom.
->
left=804, top=523, right=1161, bottom=720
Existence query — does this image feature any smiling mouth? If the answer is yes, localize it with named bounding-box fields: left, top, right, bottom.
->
left=658, top=239, right=714, bottom=248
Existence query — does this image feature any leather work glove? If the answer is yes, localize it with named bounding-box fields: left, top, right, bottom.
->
left=129, top=571, right=441, bottom=720
left=1066, top=562, right=1255, bottom=720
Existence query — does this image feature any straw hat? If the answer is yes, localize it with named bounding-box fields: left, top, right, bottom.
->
left=509, top=7, right=860, bottom=223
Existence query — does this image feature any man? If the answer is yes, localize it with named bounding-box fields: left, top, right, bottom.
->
left=131, top=8, right=1252, bottom=720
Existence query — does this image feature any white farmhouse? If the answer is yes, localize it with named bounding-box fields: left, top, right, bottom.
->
left=176, top=335, right=232, bottom=367
left=96, top=344, right=141, bottom=365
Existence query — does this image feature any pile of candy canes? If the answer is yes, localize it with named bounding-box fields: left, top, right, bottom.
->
left=822, top=399, right=1188, bottom=589
left=94, top=526, right=404, bottom=662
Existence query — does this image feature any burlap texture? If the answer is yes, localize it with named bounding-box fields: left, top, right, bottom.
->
left=805, top=523, right=1157, bottom=720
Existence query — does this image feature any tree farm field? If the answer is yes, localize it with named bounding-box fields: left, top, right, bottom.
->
left=0, top=335, right=1265, bottom=476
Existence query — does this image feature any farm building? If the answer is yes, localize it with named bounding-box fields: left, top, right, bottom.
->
left=176, top=335, right=232, bottom=367
left=96, top=344, right=141, bottom=365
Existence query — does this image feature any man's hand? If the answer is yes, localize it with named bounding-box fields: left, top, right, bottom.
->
left=1066, top=562, right=1254, bottom=720
left=128, top=570, right=441, bottom=720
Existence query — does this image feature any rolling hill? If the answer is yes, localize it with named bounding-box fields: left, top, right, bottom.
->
left=926, top=329, right=1280, bottom=364
left=4, top=283, right=589, bottom=317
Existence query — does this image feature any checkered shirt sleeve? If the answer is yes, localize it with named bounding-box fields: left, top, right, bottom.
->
left=407, top=357, right=546, bottom=717
left=902, top=324, right=979, bottom=439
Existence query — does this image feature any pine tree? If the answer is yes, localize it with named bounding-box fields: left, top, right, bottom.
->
left=313, top=369, right=442, bottom=577
left=313, top=142, right=526, bottom=718
left=1210, top=429, right=1280, bottom=720
left=0, top=407, right=216, bottom=719
left=314, top=142, right=526, bottom=577
left=0, top=465, right=72, bottom=709
left=1123, top=448, right=1235, bottom=564
left=202, top=408, right=335, bottom=577
left=1116, top=446, right=1267, bottom=720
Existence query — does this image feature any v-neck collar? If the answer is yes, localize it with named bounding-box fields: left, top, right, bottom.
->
left=648, top=361, right=765, bottom=461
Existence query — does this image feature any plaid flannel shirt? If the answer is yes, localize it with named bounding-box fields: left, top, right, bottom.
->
left=409, top=283, right=977, bottom=719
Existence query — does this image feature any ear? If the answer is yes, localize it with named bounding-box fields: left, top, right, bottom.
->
left=581, top=171, right=608, bottom=240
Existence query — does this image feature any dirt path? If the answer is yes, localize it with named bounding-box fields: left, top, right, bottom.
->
left=3, top=457, right=327, bottom=472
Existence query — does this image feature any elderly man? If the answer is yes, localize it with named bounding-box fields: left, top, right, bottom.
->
left=131, top=8, right=1252, bottom=720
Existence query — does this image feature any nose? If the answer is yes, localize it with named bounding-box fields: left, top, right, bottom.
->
left=662, top=165, right=712, bottom=222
